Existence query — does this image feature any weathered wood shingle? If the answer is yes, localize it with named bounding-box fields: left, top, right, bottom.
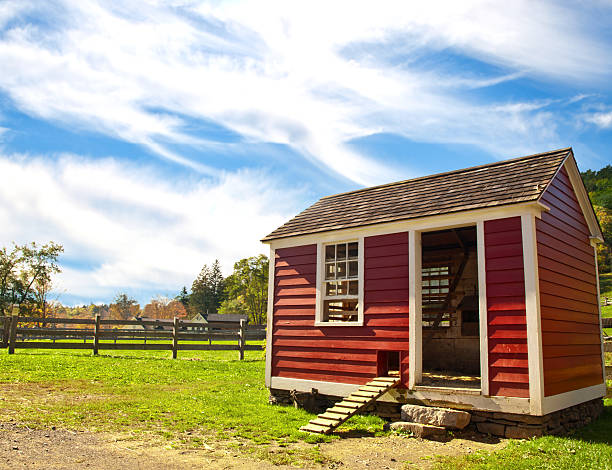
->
left=263, top=148, right=570, bottom=241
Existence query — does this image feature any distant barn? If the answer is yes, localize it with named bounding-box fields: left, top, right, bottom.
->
left=261, top=148, right=606, bottom=434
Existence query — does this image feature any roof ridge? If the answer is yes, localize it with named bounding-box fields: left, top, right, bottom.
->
left=320, top=147, right=571, bottom=200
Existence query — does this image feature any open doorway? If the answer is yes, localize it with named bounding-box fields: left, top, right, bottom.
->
left=418, top=226, right=481, bottom=390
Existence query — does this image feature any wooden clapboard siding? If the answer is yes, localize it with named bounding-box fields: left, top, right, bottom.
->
left=271, top=234, right=410, bottom=387
left=537, top=167, right=603, bottom=397
left=485, top=217, right=529, bottom=398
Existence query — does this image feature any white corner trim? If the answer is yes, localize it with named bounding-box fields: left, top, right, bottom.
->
left=563, top=156, right=604, bottom=241
left=593, top=245, right=607, bottom=385
left=314, top=237, right=364, bottom=326
left=265, top=247, right=275, bottom=388
left=476, top=221, right=489, bottom=396
left=270, top=376, right=361, bottom=397
left=265, top=202, right=549, bottom=249
left=541, top=383, right=607, bottom=415
left=408, top=230, right=422, bottom=389
left=521, top=214, right=544, bottom=415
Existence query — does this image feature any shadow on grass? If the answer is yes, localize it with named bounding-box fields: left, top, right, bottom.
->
left=562, top=406, right=612, bottom=446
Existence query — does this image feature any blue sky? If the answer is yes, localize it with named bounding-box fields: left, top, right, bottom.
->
left=0, top=0, right=611, bottom=306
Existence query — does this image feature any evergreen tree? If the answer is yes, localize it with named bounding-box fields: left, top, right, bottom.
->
left=189, top=260, right=225, bottom=317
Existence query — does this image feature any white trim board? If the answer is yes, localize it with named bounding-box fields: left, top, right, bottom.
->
left=408, top=230, right=422, bottom=389
left=264, top=202, right=548, bottom=249
left=265, top=246, right=275, bottom=388
left=476, top=221, right=489, bottom=396
left=541, top=383, right=606, bottom=415
left=270, top=376, right=360, bottom=397
left=269, top=376, right=531, bottom=414
left=521, top=213, right=544, bottom=415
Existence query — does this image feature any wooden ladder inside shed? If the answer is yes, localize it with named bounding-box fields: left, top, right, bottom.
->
left=300, top=376, right=400, bottom=435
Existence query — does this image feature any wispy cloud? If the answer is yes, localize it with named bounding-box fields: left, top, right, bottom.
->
left=0, top=153, right=301, bottom=302
left=0, top=1, right=610, bottom=185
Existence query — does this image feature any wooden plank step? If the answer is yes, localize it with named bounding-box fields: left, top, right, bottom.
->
left=335, top=401, right=361, bottom=409
left=344, top=396, right=373, bottom=404
left=366, top=381, right=393, bottom=388
left=326, top=406, right=353, bottom=415
left=310, top=418, right=341, bottom=427
left=369, top=380, right=397, bottom=387
left=360, top=385, right=388, bottom=393
left=351, top=391, right=379, bottom=398
left=372, top=377, right=398, bottom=383
left=300, top=423, right=330, bottom=434
left=318, top=412, right=347, bottom=421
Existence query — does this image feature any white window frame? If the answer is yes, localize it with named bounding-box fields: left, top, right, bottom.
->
left=315, top=236, right=364, bottom=326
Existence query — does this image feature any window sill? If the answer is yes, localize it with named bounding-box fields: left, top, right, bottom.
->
left=314, top=320, right=364, bottom=327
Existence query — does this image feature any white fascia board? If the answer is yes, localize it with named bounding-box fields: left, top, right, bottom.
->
left=263, top=202, right=547, bottom=249
left=562, top=154, right=604, bottom=241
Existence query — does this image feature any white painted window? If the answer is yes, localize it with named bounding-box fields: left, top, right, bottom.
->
left=315, top=238, right=364, bottom=326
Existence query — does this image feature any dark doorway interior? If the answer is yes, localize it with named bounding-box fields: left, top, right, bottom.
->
left=419, top=226, right=481, bottom=390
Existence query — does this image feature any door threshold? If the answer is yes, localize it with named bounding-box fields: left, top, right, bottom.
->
left=414, top=385, right=481, bottom=396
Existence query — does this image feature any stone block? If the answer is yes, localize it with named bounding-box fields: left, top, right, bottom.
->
left=400, top=405, right=471, bottom=429
left=505, top=425, right=544, bottom=439
left=389, top=422, right=446, bottom=438
left=476, top=422, right=505, bottom=436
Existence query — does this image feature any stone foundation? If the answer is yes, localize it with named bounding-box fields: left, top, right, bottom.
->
left=468, top=398, right=604, bottom=438
left=269, top=388, right=604, bottom=438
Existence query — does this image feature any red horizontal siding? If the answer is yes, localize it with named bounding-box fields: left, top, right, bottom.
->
left=537, top=167, right=603, bottom=397
left=271, top=234, right=410, bottom=387
left=485, top=216, right=529, bottom=398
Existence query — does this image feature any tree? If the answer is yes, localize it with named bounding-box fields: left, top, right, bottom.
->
left=109, top=293, right=140, bottom=320
left=175, top=286, right=190, bottom=309
left=142, top=296, right=187, bottom=319
left=0, top=241, right=63, bottom=315
left=219, top=255, right=268, bottom=325
left=190, top=260, right=225, bottom=317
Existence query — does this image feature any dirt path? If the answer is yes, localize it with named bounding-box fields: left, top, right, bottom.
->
left=0, top=422, right=506, bottom=470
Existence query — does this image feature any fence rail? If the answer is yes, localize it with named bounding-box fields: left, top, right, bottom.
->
left=0, top=315, right=265, bottom=359
left=603, top=317, right=612, bottom=328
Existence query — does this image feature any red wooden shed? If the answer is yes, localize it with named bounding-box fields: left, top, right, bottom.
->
left=262, top=148, right=606, bottom=432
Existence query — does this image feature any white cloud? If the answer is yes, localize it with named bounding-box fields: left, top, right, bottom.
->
left=0, top=153, right=300, bottom=301
left=0, top=0, right=609, bottom=185
left=585, top=111, right=612, bottom=129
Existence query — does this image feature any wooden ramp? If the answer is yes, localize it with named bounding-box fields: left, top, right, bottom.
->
left=300, top=377, right=400, bottom=434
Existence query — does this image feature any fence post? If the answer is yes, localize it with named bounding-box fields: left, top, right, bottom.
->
left=93, top=314, right=100, bottom=356
left=172, top=316, right=179, bottom=359
left=238, top=319, right=246, bottom=361
left=1, top=316, right=9, bottom=348
left=8, top=305, right=18, bottom=354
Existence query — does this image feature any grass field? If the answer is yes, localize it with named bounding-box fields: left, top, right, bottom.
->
left=0, top=347, right=384, bottom=451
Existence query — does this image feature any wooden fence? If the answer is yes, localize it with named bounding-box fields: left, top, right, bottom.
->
left=603, top=317, right=612, bottom=328
left=0, top=315, right=265, bottom=360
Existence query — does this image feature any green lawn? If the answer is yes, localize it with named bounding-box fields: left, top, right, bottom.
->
left=0, top=347, right=384, bottom=448
left=435, top=352, right=612, bottom=470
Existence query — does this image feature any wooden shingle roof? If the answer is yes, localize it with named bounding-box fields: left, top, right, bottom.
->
left=263, top=148, right=571, bottom=241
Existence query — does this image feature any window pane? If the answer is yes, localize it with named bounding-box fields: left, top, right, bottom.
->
left=326, top=281, right=337, bottom=296
left=325, top=245, right=335, bottom=261
left=348, top=261, right=358, bottom=278
left=431, top=279, right=439, bottom=287
left=337, top=261, right=347, bottom=279
left=325, top=263, right=335, bottom=280
left=337, top=243, right=346, bottom=260
left=349, top=280, right=358, bottom=295
left=324, top=299, right=358, bottom=322
left=337, top=280, right=348, bottom=295
left=348, top=242, right=358, bottom=259
left=441, top=279, right=449, bottom=286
